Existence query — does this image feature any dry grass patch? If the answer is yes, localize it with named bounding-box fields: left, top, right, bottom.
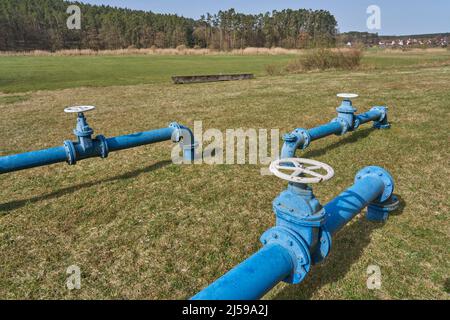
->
left=285, top=48, right=363, bottom=73
left=0, top=47, right=305, bottom=57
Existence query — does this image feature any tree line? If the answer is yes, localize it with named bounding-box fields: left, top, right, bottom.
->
left=0, top=0, right=338, bottom=51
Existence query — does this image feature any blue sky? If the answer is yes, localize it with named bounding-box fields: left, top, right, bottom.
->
left=79, top=0, right=450, bottom=35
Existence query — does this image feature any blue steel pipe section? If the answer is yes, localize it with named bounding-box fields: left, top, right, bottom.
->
left=0, top=146, right=68, bottom=173
left=323, top=166, right=394, bottom=235
left=192, top=244, right=294, bottom=300
left=106, top=127, right=174, bottom=152
left=281, top=99, right=391, bottom=159
left=192, top=166, right=398, bottom=300
left=0, top=115, right=196, bottom=174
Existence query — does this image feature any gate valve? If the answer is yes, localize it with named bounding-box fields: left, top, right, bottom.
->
left=333, top=93, right=359, bottom=134
left=64, top=105, right=96, bottom=138
left=262, top=158, right=335, bottom=284
left=63, top=106, right=108, bottom=165
left=64, top=105, right=96, bottom=149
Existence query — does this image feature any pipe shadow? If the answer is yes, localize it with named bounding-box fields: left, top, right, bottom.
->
left=0, top=160, right=172, bottom=214
left=302, top=127, right=375, bottom=159
left=273, top=197, right=406, bottom=300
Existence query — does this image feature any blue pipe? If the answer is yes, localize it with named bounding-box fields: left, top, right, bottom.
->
left=356, top=109, right=384, bottom=126
left=308, top=121, right=343, bottom=140
left=106, top=128, right=174, bottom=152
left=323, top=176, right=385, bottom=235
left=281, top=101, right=391, bottom=159
left=192, top=166, right=398, bottom=300
left=0, top=121, right=196, bottom=174
left=0, top=146, right=68, bottom=173
left=192, top=244, right=293, bottom=300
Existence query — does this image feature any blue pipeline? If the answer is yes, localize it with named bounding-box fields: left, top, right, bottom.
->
left=281, top=104, right=391, bottom=159
left=0, top=123, right=195, bottom=174
left=192, top=244, right=293, bottom=300
left=192, top=166, right=398, bottom=300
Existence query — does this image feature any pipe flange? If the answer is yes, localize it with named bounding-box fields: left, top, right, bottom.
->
left=355, top=166, right=394, bottom=203
left=353, top=118, right=361, bottom=130
left=371, top=106, right=391, bottom=129
left=63, top=140, right=77, bottom=165
left=331, top=117, right=350, bottom=135
left=260, top=226, right=311, bottom=284
left=370, top=106, right=387, bottom=122
left=367, top=195, right=400, bottom=222
left=282, top=133, right=297, bottom=143
left=96, top=135, right=109, bottom=159
left=311, top=227, right=332, bottom=264
left=169, top=122, right=182, bottom=143
left=282, top=128, right=310, bottom=150
left=294, top=128, right=311, bottom=150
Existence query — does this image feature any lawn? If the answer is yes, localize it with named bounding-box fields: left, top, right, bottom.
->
left=0, top=54, right=294, bottom=94
left=0, top=50, right=449, bottom=299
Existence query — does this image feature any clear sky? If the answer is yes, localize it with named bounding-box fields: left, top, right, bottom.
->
left=78, top=0, right=450, bottom=36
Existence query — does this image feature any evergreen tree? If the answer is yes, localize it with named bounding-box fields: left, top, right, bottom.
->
left=0, top=0, right=338, bottom=51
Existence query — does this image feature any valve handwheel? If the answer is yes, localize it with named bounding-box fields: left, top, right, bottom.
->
left=269, top=158, right=334, bottom=184
left=337, top=93, right=358, bottom=99
left=64, top=105, right=96, bottom=114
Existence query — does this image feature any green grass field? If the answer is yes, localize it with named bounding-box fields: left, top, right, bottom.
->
left=0, top=50, right=449, bottom=299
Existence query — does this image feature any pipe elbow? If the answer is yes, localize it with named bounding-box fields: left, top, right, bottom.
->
left=330, top=117, right=351, bottom=135
left=169, top=122, right=194, bottom=144
left=356, top=166, right=400, bottom=222
left=370, top=106, right=391, bottom=129
left=355, top=166, right=395, bottom=203
left=169, top=122, right=197, bottom=162
left=280, top=128, right=310, bottom=158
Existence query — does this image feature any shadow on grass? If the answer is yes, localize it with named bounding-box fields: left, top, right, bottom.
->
left=0, top=160, right=172, bottom=213
left=302, top=127, right=375, bottom=159
left=274, top=194, right=406, bottom=300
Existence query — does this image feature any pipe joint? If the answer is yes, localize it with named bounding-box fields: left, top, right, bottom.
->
left=63, top=140, right=77, bottom=165
left=367, top=195, right=400, bottom=222
left=272, top=182, right=327, bottom=267
left=260, top=226, right=311, bottom=284
left=96, top=135, right=109, bottom=159
left=331, top=117, right=351, bottom=135
left=371, top=106, right=391, bottom=129
left=281, top=128, right=310, bottom=158
left=169, top=122, right=198, bottom=161
left=355, top=166, right=395, bottom=203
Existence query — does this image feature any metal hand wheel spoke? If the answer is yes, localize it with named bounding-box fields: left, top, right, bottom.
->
left=269, top=158, right=334, bottom=184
